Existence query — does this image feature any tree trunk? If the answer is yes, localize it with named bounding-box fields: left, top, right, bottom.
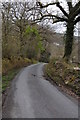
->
left=63, top=20, right=74, bottom=61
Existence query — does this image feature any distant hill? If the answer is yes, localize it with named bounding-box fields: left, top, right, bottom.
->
left=35, top=24, right=79, bottom=61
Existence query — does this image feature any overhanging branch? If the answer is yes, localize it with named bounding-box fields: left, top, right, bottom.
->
left=56, top=2, right=69, bottom=18
left=36, top=1, right=58, bottom=8
left=52, top=19, right=66, bottom=24
left=33, top=13, right=68, bottom=24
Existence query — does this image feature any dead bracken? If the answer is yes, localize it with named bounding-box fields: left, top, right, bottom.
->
left=45, top=58, right=80, bottom=97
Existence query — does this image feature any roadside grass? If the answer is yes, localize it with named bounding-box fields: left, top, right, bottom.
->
left=45, top=58, right=80, bottom=97
left=2, top=69, right=20, bottom=92
left=2, top=57, right=38, bottom=93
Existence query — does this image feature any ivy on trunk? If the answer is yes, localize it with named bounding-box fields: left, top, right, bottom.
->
left=63, top=20, right=74, bottom=61
left=34, top=1, right=80, bottom=61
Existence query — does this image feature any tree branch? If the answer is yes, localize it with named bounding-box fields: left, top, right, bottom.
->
left=70, top=1, right=80, bottom=14
left=36, top=1, right=58, bottom=8
left=70, top=8, right=80, bottom=19
left=33, top=13, right=68, bottom=24
left=74, top=16, right=80, bottom=25
left=67, top=2, right=73, bottom=12
left=56, top=2, right=69, bottom=18
left=52, top=19, right=66, bottom=24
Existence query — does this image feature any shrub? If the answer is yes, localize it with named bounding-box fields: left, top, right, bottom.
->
left=45, top=58, right=80, bottom=96
left=2, top=57, right=32, bottom=74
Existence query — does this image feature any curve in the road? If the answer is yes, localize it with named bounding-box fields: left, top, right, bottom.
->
left=3, top=63, right=78, bottom=118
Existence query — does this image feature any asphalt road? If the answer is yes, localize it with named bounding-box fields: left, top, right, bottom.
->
left=3, top=63, right=78, bottom=118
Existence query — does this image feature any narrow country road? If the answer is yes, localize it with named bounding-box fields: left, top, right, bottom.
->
left=3, top=63, right=78, bottom=118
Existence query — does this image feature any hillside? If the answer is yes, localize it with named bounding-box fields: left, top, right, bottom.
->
left=36, top=25, right=79, bottom=61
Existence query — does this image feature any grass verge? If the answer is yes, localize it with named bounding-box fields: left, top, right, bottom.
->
left=2, top=57, right=38, bottom=93
left=2, top=69, right=20, bottom=93
left=44, top=58, right=80, bottom=98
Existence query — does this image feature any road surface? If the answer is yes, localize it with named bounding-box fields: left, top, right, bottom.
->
left=3, top=63, right=78, bottom=118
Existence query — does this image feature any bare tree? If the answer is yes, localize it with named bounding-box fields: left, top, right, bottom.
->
left=10, top=2, right=34, bottom=42
left=34, top=0, right=80, bottom=61
left=2, top=2, right=35, bottom=57
left=2, top=2, right=12, bottom=42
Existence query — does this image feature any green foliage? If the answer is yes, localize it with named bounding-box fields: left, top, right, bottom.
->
left=2, top=69, right=20, bottom=92
left=25, top=26, right=39, bottom=36
left=38, top=41, right=45, bottom=52
left=24, top=25, right=44, bottom=60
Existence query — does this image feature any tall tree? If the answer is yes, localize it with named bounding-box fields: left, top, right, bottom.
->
left=2, top=2, right=12, bottom=42
left=34, top=0, right=80, bottom=61
left=3, top=2, right=34, bottom=56
left=10, top=2, right=30, bottom=41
